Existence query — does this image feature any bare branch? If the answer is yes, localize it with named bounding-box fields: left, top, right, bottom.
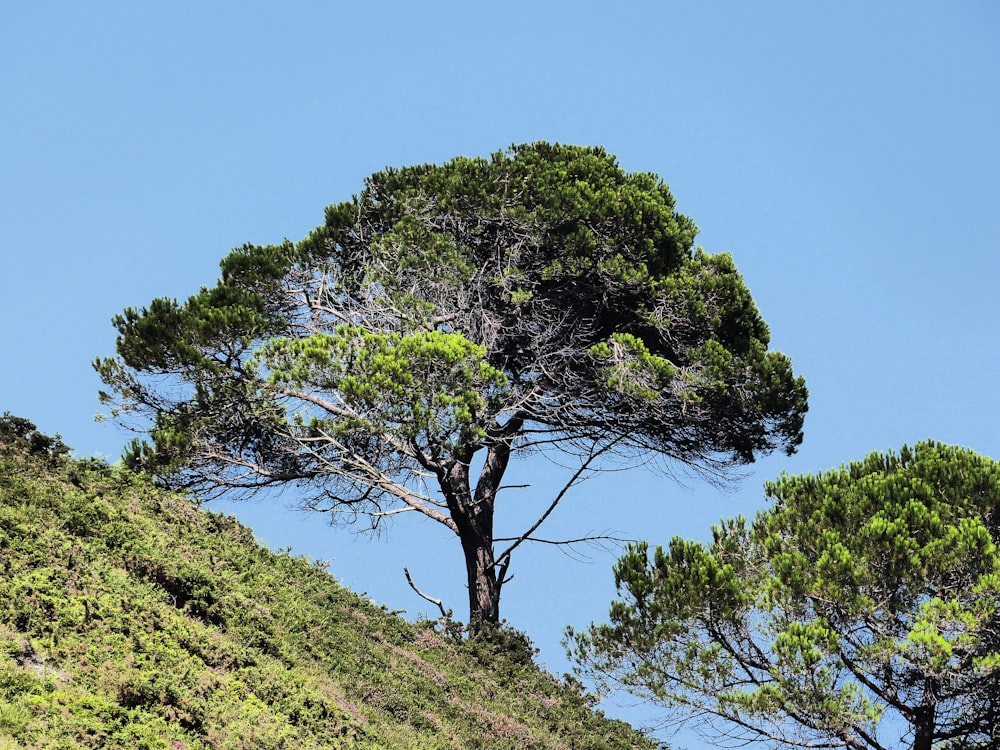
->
left=495, top=439, right=622, bottom=565
left=404, top=567, right=450, bottom=622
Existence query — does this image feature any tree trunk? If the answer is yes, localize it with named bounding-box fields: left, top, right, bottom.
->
left=459, top=522, right=500, bottom=633
left=441, top=443, right=511, bottom=636
left=912, top=681, right=936, bottom=750
left=912, top=712, right=933, bottom=750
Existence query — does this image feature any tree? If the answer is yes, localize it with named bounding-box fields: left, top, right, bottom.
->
left=95, top=142, right=807, bottom=633
left=567, top=442, right=1000, bottom=749
left=0, top=412, right=70, bottom=462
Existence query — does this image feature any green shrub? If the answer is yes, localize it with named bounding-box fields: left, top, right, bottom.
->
left=0, top=416, right=658, bottom=749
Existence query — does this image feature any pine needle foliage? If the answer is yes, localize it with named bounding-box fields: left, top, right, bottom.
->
left=569, top=442, right=1000, bottom=750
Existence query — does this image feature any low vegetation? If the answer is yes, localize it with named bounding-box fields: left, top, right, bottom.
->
left=0, top=416, right=655, bottom=749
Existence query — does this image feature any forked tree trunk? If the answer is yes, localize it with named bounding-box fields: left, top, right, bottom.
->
left=441, top=443, right=511, bottom=636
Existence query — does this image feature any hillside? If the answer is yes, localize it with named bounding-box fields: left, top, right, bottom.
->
left=0, top=416, right=656, bottom=750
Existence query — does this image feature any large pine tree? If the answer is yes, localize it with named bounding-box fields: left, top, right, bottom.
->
left=97, top=143, right=807, bottom=631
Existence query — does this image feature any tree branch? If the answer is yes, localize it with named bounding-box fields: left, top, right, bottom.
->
left=495, top=439, right=621, bottom=565
left=404, top=567, right=450, bottom=622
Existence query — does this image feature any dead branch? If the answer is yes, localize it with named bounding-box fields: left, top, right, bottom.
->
left=404, top=567, right=450, bottom=622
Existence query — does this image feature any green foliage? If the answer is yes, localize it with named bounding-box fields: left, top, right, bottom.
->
left=589, top=333, right=675, bottom=400
left=0, top=414, right=69, bottom=463
left=257, top=326, right=510, bottom=455
left=0, top=419, right=656, bottom=749
left=97, top=143, right=806, bottom=470
left=570, top=442, right=1000, bottom=749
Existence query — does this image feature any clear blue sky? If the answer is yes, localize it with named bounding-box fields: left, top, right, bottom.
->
left=3, top=2, right=998, bottom=745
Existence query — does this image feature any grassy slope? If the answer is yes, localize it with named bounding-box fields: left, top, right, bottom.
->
left=0, top=422, right=656, bottom=750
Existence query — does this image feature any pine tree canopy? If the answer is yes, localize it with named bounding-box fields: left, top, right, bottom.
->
left=569, top=441, right=1000, bottom=750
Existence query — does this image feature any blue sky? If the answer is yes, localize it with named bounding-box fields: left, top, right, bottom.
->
left=3, top=2, right=998, bottom=745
